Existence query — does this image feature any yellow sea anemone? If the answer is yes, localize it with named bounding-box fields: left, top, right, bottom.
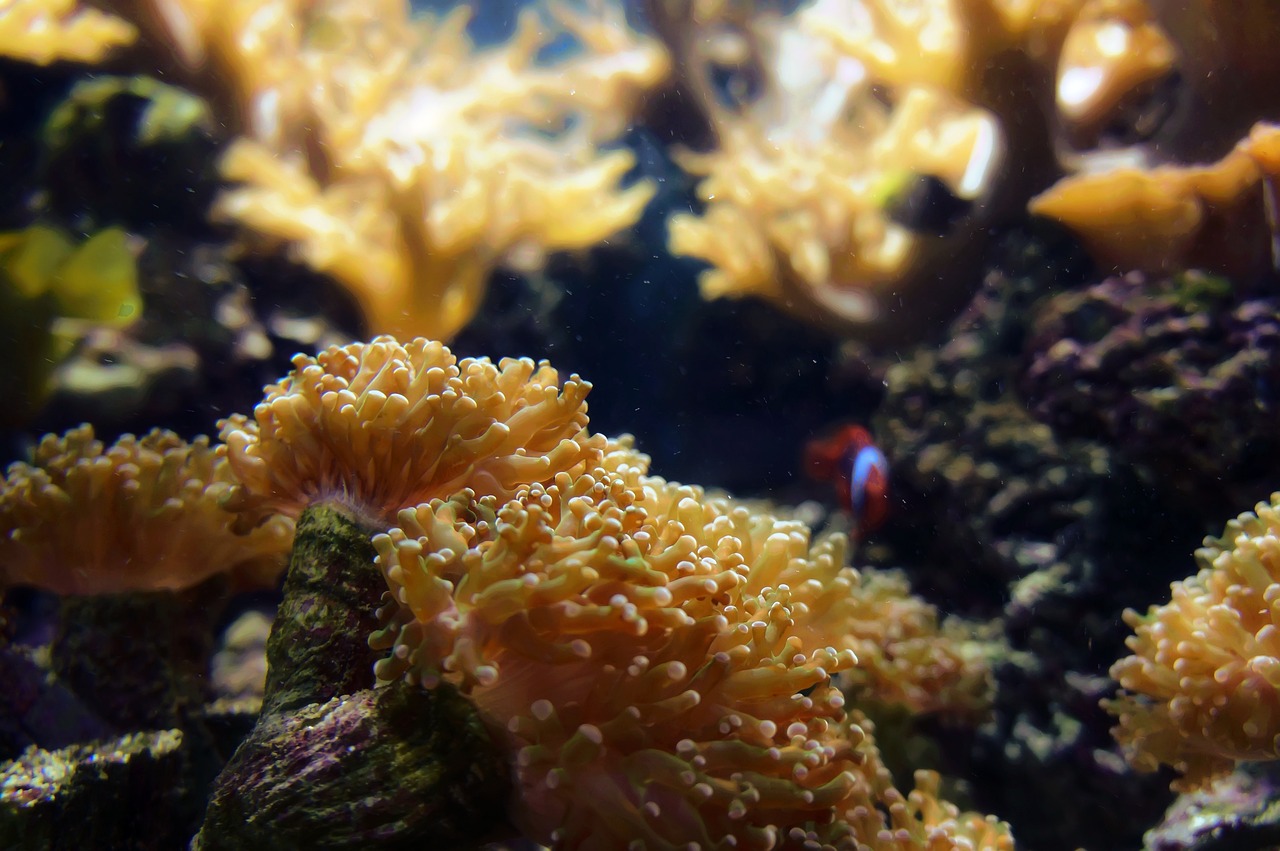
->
left=0, top=424, right=291, bottom=595
left=371, top=444, right=1006, bottom=848
left=1107, top=493, right=1280, bottom=790
left=219, top=336, right=605, bottom=528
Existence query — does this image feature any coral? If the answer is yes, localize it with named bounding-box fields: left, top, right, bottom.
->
left=1052, top=0, right=1178, bottom=149
left=0, top=424, right=292, bottom=595
left=866, top=231, right=1178, bottom=850
left=0, top=225, right=143, bottom=425
left=218, top=335, right=605, bottom=528
left=0, top=0, right=136, bottom=66
left=669, top=81, right=1001, bottom=332
left=1020, top=271, right=1280, bottom=508
left=1107, top=496, right=1280, bottom=792
left=807, top=0, right=1177, bottom=151
left=0, top=225, right=140, bottom=326
left=658, top=0, right=1183, bottom=337
left=123, top=0, right=667, bottom=340
left=1029, top=122, right=1280, bottom=279
left=663, top=3, right=1005, bottom=337
left=838, top=568, right=993, bottom=719
left=371, top=437, right=1000, bottom=847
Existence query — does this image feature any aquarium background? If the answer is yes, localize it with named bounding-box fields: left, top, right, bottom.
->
left=2, top=1, right=1280, bottom=849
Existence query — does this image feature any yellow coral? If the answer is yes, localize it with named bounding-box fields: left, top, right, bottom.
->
left=128, top=0, right=667, bottom=340
left=0, top=0, right=136, bottom=66
left=1054, top=0, right=1177, bottom=147
left=670, top=82, right=1002, bottom=329
left=371, top=440, right=1002, bottom=848
left=1030, top=122, right=1280, bottom=279
left=663, top=0, right=1183, bottom=334
left=808, top=0, right=1173, bottom=143
left=218, top=335, right=605, bottom=528
left=837, top=568, right=993, bottom=719
left=1106, top=493, right=1280, bottom=791
left=0, top=425, right=292, bottom=595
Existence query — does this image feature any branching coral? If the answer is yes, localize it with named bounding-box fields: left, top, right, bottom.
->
left=807, top=0, right=1175, bottom=150
left=0, top=0, right=136, bottom=65
left=371, top=437, right=1001, bottom=847
left=1107, top=494, right=1280, bottom=791
left=122, top=0, right=667, bottom=340
left=218, top=335, right=606, bottom=528
left=0, top=424, right=292, bottom=595
left=660, top=0, right=1183, bottom=337
left=664, top=5, right=1005, bottom=335
left=669, top=78, right=1002, bottom=331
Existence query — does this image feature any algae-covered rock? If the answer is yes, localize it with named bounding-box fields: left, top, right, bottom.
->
left=50, top=580, right=224, bottom=732
left=0, top=729, right=187, bottom=851
left=41, top=75, right=222, bottom=229
left=259, top=505, right=387, bottom=716
left=196, top=685, right=508, bottom=851
left=195, top=504, right=510, bottom=849
left=1144, top=767, right=1280, bottom=851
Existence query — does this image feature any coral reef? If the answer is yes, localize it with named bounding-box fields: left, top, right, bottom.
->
left=1107, top=495, right=1280, bottom=791
left=7, top=0, right=1280, bottom=847
left=121, top=0, right=668, bottom=340
left=866, top=231, right=1181, bottom=850
left=1020, top=271, right=1280, bottom=509
left=200, top=335, right=1003, bottom=848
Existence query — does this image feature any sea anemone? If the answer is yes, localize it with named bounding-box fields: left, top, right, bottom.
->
left=218, top=335, right=605, bottom=528
left=1107, top=493, right=1280, bottom=790
left=371, top=441, right=1005, bottom=848
left=0, top=424, right=291, bottom=595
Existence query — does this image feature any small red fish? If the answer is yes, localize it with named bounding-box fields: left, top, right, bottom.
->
left=804, top=424, right=890, bottom=534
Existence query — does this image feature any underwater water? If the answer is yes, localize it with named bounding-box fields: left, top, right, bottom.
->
left=3, top=1, right=1280, bottom=849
